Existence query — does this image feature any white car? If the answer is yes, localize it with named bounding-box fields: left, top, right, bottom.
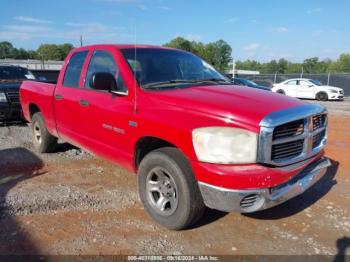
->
left=271, top=78, right=344, bottom=101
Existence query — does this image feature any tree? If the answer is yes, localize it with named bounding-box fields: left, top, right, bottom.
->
left=0, top=41, right=15, bottom=59
left=163, top=37, right=232, bottom=72
left=277, top=59, right=288, bottom=73
left=58, top=43, right=74, bottom=59
left=37, top=44, right=64, bottom=60
left=164, top=37, right=194, bottom=52
left=336, top=53, right=350, bottom=72
left=264, top=60, right=279, bottom=73
left=212, top=40, right=232, bottom=71
left=236, top=60, right=262, bottom=71
left=303, top=57, right=320, bottom=73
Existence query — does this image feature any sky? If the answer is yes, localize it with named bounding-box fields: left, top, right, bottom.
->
left=0, top=0, right=349, bottom=62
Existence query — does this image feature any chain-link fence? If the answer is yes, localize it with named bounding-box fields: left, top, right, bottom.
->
left=238, top=73, right=350, bottom=96
left=32, top=70, right=350, bottom=97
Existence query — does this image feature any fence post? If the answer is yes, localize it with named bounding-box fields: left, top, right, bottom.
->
left=300, top=65, right=304, bottom=78
left=327, top=72, right=330, bottom=86
left=274, top=72, right=277, bottom=83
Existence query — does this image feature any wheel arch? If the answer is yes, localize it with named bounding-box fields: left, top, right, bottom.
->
left=134, top=136, right=181, bottom=171
left=316, top=91, right=328, bottom=101
left=28, top=103, right=41, bottom=120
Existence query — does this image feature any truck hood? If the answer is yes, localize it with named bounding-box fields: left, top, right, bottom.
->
left=149, top=84, right=304, bottom=128
left=0, top=82, right=21, bottom=92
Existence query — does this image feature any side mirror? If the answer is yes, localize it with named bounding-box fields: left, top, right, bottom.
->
left=90, top=72, right=117, bottom=91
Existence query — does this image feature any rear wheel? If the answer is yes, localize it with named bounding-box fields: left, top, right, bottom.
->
left=138, top=147, right=205, bottom=230
left=31, top=112, right=57, bottom=153
left=316, top=92, right=328, bottom=101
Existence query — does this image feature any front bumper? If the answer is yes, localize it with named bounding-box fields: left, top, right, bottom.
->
left=0, top=102, right=22, bottom=121
left=198, top=157, right=331, bottom=213
left=329, top=93, right=344, bottom=100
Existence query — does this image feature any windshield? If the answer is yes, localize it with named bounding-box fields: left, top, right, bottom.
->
left=120, top=48, right=228, bottom=89
left=309, top=79, right=322, bottom=86
left=0, top=66, right=36, bottom=81
left=242, top=79, right=258, bottom=87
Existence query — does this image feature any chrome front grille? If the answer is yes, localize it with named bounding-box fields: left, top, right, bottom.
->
left=6, top=92, right=20, bottom=103
left=271, top=139, right=304, bottom=160
left=273, top=119, right=305, bottom=139
left=258, top=104, right=328, bottom=166
left=313, top=130, right=326, bottom=149
left=312, top=114, right=326, bottom=131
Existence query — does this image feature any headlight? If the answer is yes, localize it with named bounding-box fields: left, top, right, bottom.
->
left=330, top=90, right=338, bottom=93
left=192, top=127, right=258, bottom=164
left=0, top=93, right=7, bottom=103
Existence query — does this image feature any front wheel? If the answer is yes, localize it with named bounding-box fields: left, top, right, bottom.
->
left=31, top=112, right=58, bottom=153
left=316, top=92, right=328, bottom=101
left=138, top=147, right=205, bottom=230
left=276, top=89, right=285, bottom=95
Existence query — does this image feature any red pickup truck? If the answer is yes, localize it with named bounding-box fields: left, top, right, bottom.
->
left=20, top=44, right=331, bottom=230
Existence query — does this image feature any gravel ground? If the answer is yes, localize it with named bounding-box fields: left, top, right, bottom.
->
left=308, top=97, right=350, bottom=116
left=0, top=98, right=349, bottom=256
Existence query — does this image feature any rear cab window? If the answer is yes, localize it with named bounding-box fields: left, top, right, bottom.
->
left=63, top=50, right=89, bottom=88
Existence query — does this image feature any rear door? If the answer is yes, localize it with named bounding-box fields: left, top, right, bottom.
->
left=77, top=48, right=134, bottom=165
left=54, top=49, right=89, bottom=144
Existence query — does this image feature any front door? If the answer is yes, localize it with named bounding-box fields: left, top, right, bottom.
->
left=283, top=80, right=299, bottom=97
left=297, top=80, right=315, bottom=99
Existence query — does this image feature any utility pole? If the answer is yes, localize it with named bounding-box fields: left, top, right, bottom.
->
left=80, top=35, right=83, bottom=47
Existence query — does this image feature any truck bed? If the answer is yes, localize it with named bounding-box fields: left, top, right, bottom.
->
left=20, top=80, right=57, bottom=135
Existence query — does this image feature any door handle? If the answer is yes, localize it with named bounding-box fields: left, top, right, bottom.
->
left=79, top=99, right=90, bottom=107
left=55, top=94, right=63, bottom=100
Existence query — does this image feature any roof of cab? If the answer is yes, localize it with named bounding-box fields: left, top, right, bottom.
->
left=73, top=44, right=176, bottom=51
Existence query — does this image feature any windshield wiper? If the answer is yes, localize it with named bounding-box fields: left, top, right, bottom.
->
left=142, top=80, right=198, bottom=89
left=142, top=78, right=231, bottom=89
left=192, top=78, right=230, bottom=84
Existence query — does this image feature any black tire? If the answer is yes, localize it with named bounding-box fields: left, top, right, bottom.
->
left=138, top=147, right=205, bottom=230
left=316, top=92, right=328, bottom=101
left=276, top=89, right=285, bottom=95
left=31, top=112, right=57, bottom=153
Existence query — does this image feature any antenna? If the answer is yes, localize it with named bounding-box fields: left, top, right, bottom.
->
left=133, top=24, right=137, bottom=114
left=80, top=35, right=83, bottom=47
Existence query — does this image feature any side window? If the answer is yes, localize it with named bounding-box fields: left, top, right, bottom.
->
left=85, top=50, right=127, bottom=92
left=234, top=79, right=243, bottom=85
left=299, top=80, right=309, bottom=86
left=286, top=80, right=298, bottom=85
left=63, top=51, right=88, bottom=88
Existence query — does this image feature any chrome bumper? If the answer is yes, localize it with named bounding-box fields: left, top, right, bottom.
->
left=198, top=157, right=331, bottom=213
